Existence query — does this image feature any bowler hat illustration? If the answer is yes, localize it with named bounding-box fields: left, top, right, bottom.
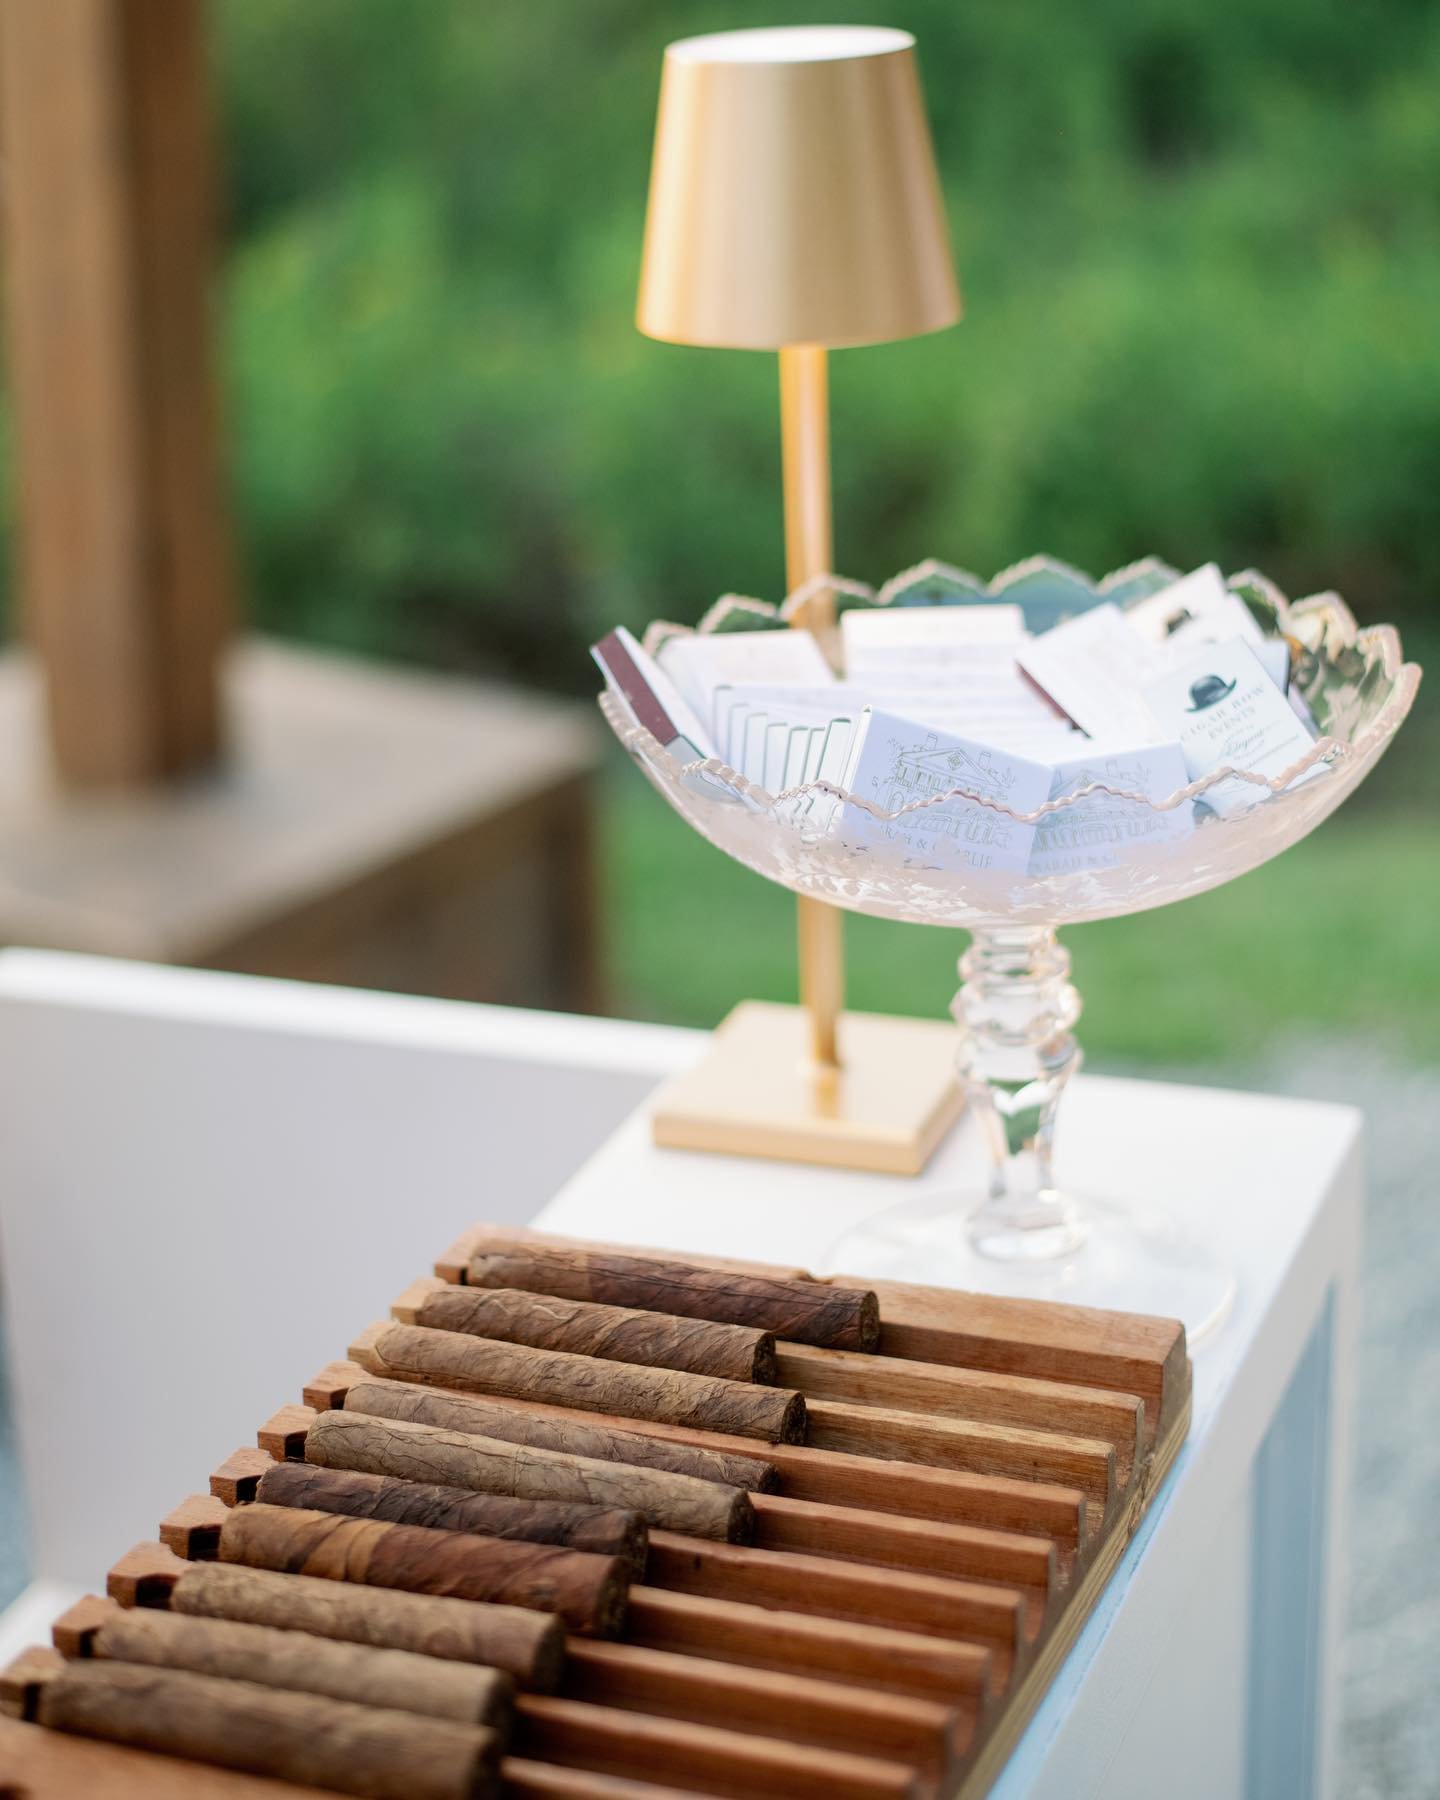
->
left=1187, top=672, right=1237, bottom=711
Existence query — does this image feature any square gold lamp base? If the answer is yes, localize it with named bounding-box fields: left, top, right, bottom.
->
left=650, top=1000, right=965, bottom=1176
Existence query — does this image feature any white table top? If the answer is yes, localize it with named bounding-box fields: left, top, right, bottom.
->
left=537, top=1059, right=1363, bottom=1796
left=538, top=1063, right=1358, bottom=1441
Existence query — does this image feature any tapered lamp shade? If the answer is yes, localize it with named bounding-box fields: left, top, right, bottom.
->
left=637, top=26, right=959, bottom=351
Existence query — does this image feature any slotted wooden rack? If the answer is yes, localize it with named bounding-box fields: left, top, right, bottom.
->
left=0, top=1224, right=1190, bottom=1799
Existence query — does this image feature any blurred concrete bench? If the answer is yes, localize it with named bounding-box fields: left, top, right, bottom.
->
left=0, top=641, right=603, bottom=1011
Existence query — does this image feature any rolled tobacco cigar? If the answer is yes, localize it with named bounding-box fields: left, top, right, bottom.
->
left=353, top=1320, right=805, bottom=1443
left=257, top=1461, right=649, bottom=1576
left=219, top=1503, right=629, bottom=1638
left=306, top=1407, right=752, bottom=1543
left=410, top=1284, right=777, bottom=1384
left=465, top=1243, right=881, bottom=1352
left=32, top=1658, right=500, bottom=1800
left=343, top=1373, right=777, bottom=1491
left=88, top=1605, right=512, bottom=1726
left=171, top=1560, right=563, bottom=1686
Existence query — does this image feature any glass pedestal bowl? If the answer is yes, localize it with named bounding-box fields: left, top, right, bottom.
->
left=601, top=558, right=1420, bottom=1340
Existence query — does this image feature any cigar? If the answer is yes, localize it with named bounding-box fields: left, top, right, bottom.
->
left=254, top=1461, right=649, bottom=1577
left=297, top=1371, right=1094, bottom=1557
left=436, top=1224, right=807, bottom=1286
left=19, top=1655, right=501, bottom=1799
left=334, top=1369, right=776, bottom=1491
left=304, top=1408, right=752, bottom=1542
left=56, top=1596, right=512, bottom=1727
left=219, top=1503, right=628, bottom=1638
left=108, top=1542, right=564, bottom=1688
left=399, top=1280, right=777, bottom=1384
left=463, top=1244, right=880, bottom=1352
left=350, top=1321, right=805, bottom=1444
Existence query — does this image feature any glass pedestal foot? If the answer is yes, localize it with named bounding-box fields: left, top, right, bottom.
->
left=823, top=1187, right=1237, bottom=1344
left=820, top=925, right=1238, bottom=1344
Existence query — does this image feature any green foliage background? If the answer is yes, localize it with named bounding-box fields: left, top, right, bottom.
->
left=0, top=0, right=1434, bottom=1059
left=209, top=0, right=1439, bottom=688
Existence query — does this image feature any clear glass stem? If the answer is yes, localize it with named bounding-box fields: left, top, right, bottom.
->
left=952, top=926, right=1087, bottom=1260
left=825, top=921, right=1238, bottom=1339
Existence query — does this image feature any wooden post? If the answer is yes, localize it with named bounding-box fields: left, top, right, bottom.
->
left=0, top=0, right=233, bottom=784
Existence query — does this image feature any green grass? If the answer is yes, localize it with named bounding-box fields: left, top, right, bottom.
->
left=603, top=764, right=1440, bottom=1067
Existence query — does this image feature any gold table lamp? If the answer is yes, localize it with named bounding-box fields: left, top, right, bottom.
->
left=637, top=26, right=964, bottom=1173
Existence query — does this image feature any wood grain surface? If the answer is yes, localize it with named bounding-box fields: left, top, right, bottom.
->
left=624, top=1587, right=991, bottom=1706
left=860, top=1277, right=1187, bottom=1445
left=563, top=1638, right=967, bottom=1781
left=513, top=1692, right=917, bottom=1800
left=645, top=1534, right=1024, bottom=1683
left=777, top=1342, right=1143, bottom=1487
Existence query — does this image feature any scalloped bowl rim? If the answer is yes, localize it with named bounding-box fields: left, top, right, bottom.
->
left=606, top=562, right=1421, bottom=826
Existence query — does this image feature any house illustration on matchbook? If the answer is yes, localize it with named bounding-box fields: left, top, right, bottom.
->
left=1031, top=747, right=1192, bottom=871
left=1038, top=755, right=1151, bottom=855
left=1050, top=753, right=1152, bottom=804
left=879, top=732, right=1019, bottom=846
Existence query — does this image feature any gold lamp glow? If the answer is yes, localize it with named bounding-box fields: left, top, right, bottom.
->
left=636, top=26, right=965, bottom=1174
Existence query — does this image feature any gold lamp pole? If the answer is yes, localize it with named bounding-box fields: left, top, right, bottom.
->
left=637, top=26, right=964, bottom=1173
left=781, top=343, right=844, bottom=1069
